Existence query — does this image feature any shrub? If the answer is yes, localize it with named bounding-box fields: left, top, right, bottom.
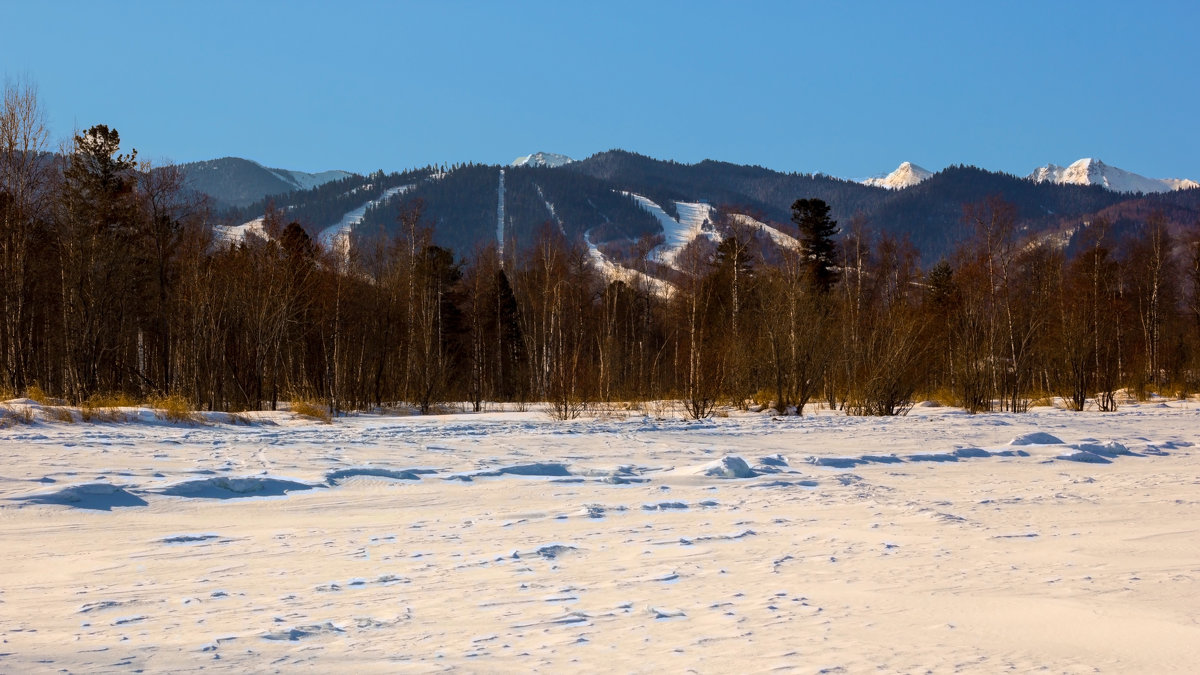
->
left=149, top=393, right=200, bottom=424
left=25, top=384, right=50, bottom=405
left=291, top=400, right=332, bottom=423
left=0, top=404, right=34, bottom=427
left=80, top=393, right=130, bottom=423
left=46, top=406, right=75, bottom=423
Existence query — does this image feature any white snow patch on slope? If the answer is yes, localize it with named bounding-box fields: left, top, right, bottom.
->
left=1028, top=158, right=1198, bottom=193
left=497, top=169, right=506, bottom=255
left=318, top=185, right=412, bottom=250
left=863, top=162, right=933, bottom=189
left=512, top=152, right=574, bottom=168
left=213, top=218, right=267, bottom=245
left=585, top=231, right=676, bottom=299
left=535, top=184, right=566, bottom=236
left=624, top=193, right=720, bottom=268
left=728, top=213, right=800, bottom=251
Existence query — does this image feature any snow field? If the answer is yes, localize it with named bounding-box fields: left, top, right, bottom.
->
left=1, top=401, right=1199, bottom=671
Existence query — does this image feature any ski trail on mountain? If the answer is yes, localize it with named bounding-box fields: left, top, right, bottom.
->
left=497, top=169, right=506, bottom=256
left=623, top=193, right=718, bottom=268
left=318, top=185, right=412, bottom=249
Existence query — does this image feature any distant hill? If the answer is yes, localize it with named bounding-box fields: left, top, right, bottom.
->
left=197, top=150, right=1199, bottom=274
left=180, top=157, right=353, bottom=209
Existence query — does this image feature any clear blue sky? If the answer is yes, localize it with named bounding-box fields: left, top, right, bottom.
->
left=3, top=1, right=1197, bottom=180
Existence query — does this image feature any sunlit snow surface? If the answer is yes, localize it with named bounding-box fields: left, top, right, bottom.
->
left=624, top=193, right=721, bottom=268
left=863, top=161, right=933, bottom=189
left=2, top=400, right=1199, bottom=671
left=1029, top=158, right=1199, bottom=193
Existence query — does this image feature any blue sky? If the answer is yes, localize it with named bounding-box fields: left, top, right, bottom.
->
left=3, top=1, right=1197, bottom=180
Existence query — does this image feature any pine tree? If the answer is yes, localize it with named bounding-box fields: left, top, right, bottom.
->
left=791, top=198, right=839, bottom=293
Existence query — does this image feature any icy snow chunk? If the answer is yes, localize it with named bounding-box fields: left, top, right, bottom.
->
left=700, top=455, right=757, bottom=478
left=1056, top=451, right=1112, bottom=464
left=262, top=622, right=345, bottom=641
left=1010, top=432, right=1064, bottom=446
left=325, top=467, right=433, bottom=484
left=497, top=463, right=572, bottom=477
left=642, top=501, right=688, bottom=511
left=649, top=607, right=687, bottom=619
left=1071, top=441, right=1132, bottom=457
left=808, top=456, right=862, bottom=469
left=907, top=453, right=958, bottom=463
left=953, top=448, right=992, bottom=458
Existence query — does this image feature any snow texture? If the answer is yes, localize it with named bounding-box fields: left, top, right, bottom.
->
left=1, top=399, right=1198, bottom=671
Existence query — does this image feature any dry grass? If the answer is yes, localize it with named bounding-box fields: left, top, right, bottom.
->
left=291, top=400, right=332, bottom=423
left=0, top=404, right=34, bottom=428
left=80, top=393, right=132, bottom=423
left=149, top=393, right=201, bottom=424
left=25, top=384, right=50, bottom=405
left=46, top=406, right=76, bottom=423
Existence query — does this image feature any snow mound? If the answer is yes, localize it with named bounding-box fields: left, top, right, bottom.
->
left=906, top=453, right=959, bottom=463
left=699, top=455, right=756, bottom=478
left=16, top=482, right=147, bottom=511
left=156, top=476, right=319, bottom=499
left=809, top=456, right=863, bottom=469
left=642, top=501, right=689, bottom=510
left=1071, top=441, right=1133, bottom=457
left=1010, top=432, right=1064, bottom=446
left=863, top=161, right=933, bottom=189
left=1056, top=451, right=1112, bottom=464
left=262, top=622, right=345, bottom=641
left=324, top=467, right=434, bottom=485
left=497, top=463, right=572, bottom=477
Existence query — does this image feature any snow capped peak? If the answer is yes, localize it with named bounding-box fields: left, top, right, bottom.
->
left=863, top=161, right=933, bottom=189
left=1028, top=158, right=1198, bottom=193
left=512, top=152, right=574, bottom=168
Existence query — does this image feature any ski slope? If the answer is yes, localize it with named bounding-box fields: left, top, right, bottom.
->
left=729, top=213, right=801, bottom=251
left=211, top=217, right=267, bottom=245
left=584, top=230, right=676, bottom=298
left=623, top=193, right=720, bottom=268
left=318, top=185, right=412, bottom=250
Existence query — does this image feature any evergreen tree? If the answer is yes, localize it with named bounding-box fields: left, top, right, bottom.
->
left=791, top=198, right=839, bottom=293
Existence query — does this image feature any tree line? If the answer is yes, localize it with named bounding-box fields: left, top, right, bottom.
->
left=4, top=83, right=1200, bottom=417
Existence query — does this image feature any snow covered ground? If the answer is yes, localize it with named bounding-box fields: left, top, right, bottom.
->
left=2, top=400, right=1199, bottom=671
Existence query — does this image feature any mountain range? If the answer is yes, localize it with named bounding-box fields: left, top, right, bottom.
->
left=179, top=157, right=353, bottom=208
left=189, top=151, right=1200, bottom=278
